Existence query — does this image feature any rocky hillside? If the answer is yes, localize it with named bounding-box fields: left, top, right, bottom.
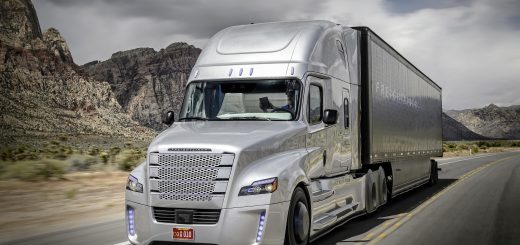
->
left=446, top=104, right=520, bottom=139
left=442, top=113, right=488, bottom=141
left=81, top=43, right=200, bottom=130
left=0, top=0, right=154, bottom=144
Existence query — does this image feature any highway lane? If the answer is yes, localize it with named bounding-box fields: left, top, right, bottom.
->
left=374, top=152, right=520, bottom=245
left=3, top=152, right=517, bottom=245
left=313, top=151, right=520, bottom=245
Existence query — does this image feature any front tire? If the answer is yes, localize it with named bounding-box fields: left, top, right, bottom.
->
left=285, top=187, right=310, bottom=245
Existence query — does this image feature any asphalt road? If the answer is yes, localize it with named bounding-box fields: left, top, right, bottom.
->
left=4, top=151, right=519, bottom=245
left=313, top=151, right=520, bottom=245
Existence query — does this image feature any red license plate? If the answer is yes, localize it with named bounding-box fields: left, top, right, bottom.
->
left=173, top=227, right=194, bottom=240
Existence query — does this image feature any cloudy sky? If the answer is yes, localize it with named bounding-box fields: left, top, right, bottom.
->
left=33, top=0, right=520, bottom=110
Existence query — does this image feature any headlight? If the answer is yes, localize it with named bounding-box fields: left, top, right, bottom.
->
left=126, top=175, right=143, bottom=193
left=239, top=177, right=278, bottom=196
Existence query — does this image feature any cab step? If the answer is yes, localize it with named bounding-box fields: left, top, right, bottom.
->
left=312, top=202, right=359, bottom=230
left=312, top=190, right=334, bottom=202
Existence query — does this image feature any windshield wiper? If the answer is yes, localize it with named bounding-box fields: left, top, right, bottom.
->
left=219, top=116, right=271, bottom=121
left=178, top=117, right=209, bottom=121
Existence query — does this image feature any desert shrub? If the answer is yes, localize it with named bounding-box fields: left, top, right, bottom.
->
left=39, top=159, right=68, bottom=179
left=88, top=146, right=100, bottom=156
left=479, top=144, right=488, bottom=150
left=109, top=146, right=121, bottom=156
left=99, top=152, right=110, bottom=165
left=456, top=144, right=469, bottom=151
left=0, top=149, right=13, bottom=161
left=511, top=142, right=519, bottom=147
left=116, top=149, right=145, bottom=171
left=2, top=159, right=69, bottom=181
left=470, top=145, right=479, bottom=154
left=476, top=141, right=490, bottom=148
left=2, top=161, right=40, bottom=180
left=67, top=154, right=99, bottom=171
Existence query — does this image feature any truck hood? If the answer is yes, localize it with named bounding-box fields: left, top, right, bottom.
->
left=149, top=121, right=307, bottom=155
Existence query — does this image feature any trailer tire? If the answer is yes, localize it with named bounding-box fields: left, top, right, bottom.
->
left=365, top=170, right=378, bottom=213
left=285, top=187, right=310, bottom=245
left=381, top=173, right=388, bottom=205
left=428, top=160, right=439, bottom=186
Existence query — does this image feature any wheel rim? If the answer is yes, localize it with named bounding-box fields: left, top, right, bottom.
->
left=293, top=201, right=309, bottom=242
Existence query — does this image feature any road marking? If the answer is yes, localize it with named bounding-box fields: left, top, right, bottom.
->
left=113, top=242, right=130, bottom=245
left=363, top=154, right=519, bottom=245
left=439, top=154, right=493, bottom=166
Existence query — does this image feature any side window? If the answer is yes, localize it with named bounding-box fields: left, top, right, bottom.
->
left=344, top=98, right=350, bottom=128
left=308, top=85, right=323, bottom=124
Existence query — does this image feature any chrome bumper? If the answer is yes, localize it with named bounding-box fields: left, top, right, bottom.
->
left=126, top=200, right=289, bottom=245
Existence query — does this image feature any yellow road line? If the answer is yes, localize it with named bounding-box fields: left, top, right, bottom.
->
left=353, top=213, right=406, bottom=245
left=362, top=154, right=519, bottom=245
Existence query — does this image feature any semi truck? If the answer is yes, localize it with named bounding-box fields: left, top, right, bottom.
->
left=125, top=20, right=442, bottom=245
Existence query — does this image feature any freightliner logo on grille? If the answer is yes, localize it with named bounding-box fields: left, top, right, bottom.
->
left=167, top=148, right=212, bottom=152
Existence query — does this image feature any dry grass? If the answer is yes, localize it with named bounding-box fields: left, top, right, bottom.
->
left=0, top=171, right=128, bottom=242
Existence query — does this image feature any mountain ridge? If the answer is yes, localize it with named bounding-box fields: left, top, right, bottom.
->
left=81, top=42, right=201, bottom=130
left=0, top=0, right=154, bottom=144
left=446, top=104, right=520, bottom=139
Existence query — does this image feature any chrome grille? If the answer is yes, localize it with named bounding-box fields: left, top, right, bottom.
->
left=158, top=167, right=219, bottom=181
left=158, top=154, right=222, bottom=168
left=153, top=207, right=221, bottom=224
left=149, top=153, right=234, bottom=203
left=158, top=194, right=213, bottom=202
left=158, top=181, right=215, bottom=194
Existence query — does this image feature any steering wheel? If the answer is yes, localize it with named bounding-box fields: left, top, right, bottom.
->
left=271, top=108, right=294, bottom=119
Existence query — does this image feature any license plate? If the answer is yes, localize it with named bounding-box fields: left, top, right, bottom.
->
left=173, top=227, right=194, bottom=240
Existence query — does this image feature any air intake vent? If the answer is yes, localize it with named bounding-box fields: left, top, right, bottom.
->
left=153, top=207, right=221, bottom=224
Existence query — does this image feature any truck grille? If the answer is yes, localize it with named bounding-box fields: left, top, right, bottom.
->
left=158, top=154, right=222, bottom=168
left=149, top=153, right=234, bottom=202
left=153, top=207, right=221, bottom=224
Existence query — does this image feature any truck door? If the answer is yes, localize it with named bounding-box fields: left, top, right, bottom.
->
left=305, top=76, right=332, bottom=179
left=324, top=85, right=352, bottom=176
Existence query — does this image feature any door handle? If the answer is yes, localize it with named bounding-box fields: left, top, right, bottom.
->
left=323, top=150, right=327, bottom=166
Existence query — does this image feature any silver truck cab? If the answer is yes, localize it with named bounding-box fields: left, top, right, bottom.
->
left=125, top=20, right=441, bottom=245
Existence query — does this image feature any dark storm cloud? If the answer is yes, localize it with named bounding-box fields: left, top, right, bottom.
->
left=41, top=0, right=325, bottom=39
left=383, top=0, right=472, bottom=14
left=33, top=0, right=520, bottom=110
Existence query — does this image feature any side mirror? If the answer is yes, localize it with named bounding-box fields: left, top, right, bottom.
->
left=162, top=111, right=175, bottom=126
left=323, top=109, right=338, bottom=125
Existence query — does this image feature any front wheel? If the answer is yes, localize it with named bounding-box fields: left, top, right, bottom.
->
left=285, top=187, right=310, bottom=245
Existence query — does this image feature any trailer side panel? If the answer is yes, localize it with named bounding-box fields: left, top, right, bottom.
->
left=355, top=27, right=442, bottom=164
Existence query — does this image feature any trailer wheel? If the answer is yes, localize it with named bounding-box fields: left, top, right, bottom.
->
left=285, top=187, right=310, bottom=245
left=428, top=160, right=439, bottom=186
left=365, top=170, right=378, bottom=213
left=381, top=174, right=388, bottom=205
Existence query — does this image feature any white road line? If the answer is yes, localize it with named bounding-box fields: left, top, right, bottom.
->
left=439, top=154, right=493, bottom=166
left=113, top=242, right=130, bottom=245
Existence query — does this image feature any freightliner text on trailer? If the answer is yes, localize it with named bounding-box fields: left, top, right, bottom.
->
left=125, top=20, right=443, bottom=245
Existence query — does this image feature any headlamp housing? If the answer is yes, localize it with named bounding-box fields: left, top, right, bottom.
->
left=238, top=177, right=278, bottom=196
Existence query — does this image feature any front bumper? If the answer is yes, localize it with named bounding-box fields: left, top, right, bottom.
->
left=126, top=200, right=289, bottom=245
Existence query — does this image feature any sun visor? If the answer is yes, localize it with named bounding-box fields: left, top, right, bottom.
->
left=217, top=23, right=300, bottom=54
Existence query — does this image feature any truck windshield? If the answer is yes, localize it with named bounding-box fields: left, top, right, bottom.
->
left=180, top=79, right=301, bottom=121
